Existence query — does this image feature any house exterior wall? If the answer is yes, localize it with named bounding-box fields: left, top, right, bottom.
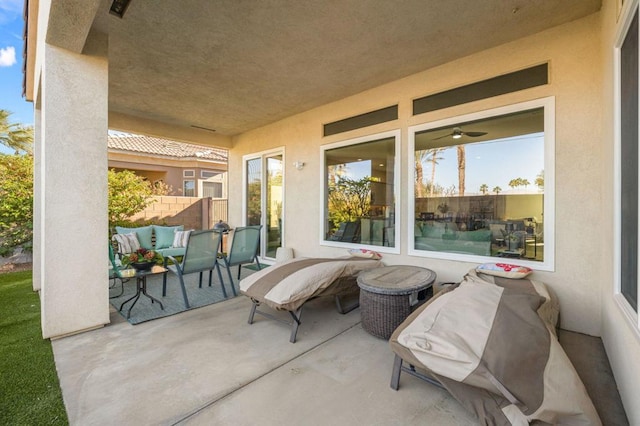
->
left=108, top=155, right=228, bottom=197
left=108, top=159, right=185, bottom=195
left=599, top=1, right=640, bottom=424
left=230, top=12, right=605, bottom=334
left=228, top=8, right=640, bottom=422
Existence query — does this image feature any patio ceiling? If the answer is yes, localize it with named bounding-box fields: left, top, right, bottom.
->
left=80, top=1, right=601, bottom=137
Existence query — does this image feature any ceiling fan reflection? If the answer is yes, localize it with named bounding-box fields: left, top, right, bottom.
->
left=433, top=127, right=488, bottom=140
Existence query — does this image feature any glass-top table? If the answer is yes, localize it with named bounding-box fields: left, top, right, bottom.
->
left=118, top=265, right=168, bottom=319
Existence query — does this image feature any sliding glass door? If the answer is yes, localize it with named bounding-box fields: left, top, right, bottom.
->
left=244, top=150, right=284, bottom=260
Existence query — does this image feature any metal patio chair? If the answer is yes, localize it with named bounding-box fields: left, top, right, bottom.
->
left=163, top=229, right=227, bottom=309
left=218, top=225, right=262, bottom=295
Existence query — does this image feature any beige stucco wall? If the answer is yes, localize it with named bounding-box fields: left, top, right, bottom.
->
left=230, top=13, right=605, bottom=334
left=598, top=0, right=640, bottom=424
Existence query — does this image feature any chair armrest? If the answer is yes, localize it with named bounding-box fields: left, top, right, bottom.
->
left=166, top=255, right=183, bottom=274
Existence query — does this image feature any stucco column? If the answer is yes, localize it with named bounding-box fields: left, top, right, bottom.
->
left=33, top=107, right=42, bottom=292
left=39, top=43, right=109, bottom=338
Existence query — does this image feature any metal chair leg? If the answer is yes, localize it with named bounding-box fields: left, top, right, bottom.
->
left=248, top=300, right=258, bottom=324
left=225, top=264, right=235, bottom=290
left=289, top=308, right=302, bottom=343
left=215, top=263, right=228, bottom=298
left=177, top=274, right=190, bottom=308
left=162, top=257, right=169, bottom=296
left=391, top=355, right=403, bottom=390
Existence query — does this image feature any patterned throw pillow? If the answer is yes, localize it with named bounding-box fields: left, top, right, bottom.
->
left=172, top=230, right=192, bottom=248
left=348, top=248, right=382, bottom=259
left=112, top=232, right=141, bottom=254
left=115, top=225, right=153, bottom=249
left=476, top=263, right=532, bottom=279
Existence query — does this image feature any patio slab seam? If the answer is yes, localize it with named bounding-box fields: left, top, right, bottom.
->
left=171, top=321, right=364, bottom=425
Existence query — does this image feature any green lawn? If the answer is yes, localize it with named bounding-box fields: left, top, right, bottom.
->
left=0, top=270, right=68, bottom=425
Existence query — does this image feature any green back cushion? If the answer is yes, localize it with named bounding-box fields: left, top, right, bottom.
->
left=457, top=229, right=491, bottom=242
left=116, top=225, right=153, bottom=250
left=154, top=225, right=184, bottom=249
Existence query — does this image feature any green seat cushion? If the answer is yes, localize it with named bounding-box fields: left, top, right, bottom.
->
left=115, top=225, right=153, bottom=250
left=156, top=247, right=186, bottom=258
left=154, top=225, right=184, bottom=249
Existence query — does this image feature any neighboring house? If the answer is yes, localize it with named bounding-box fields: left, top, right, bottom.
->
left=20, top=2, right=640, bottom=423
left=108, top=135, right=228, bottom=198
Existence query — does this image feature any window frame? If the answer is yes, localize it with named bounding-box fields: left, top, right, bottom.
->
left=407, top=97, right=555, bottom=271
left=183, top=170, right=195, bottom=178
left=614, top=0, right=640, bottom=332
left=319, top=129, right=401, bottom=254
left=183, top=179, right=195, bottom=197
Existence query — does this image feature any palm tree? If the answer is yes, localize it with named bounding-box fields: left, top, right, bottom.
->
left=0, top=110, right=33, bottom=155
left=414, top=150, right=430, bottom=198
left=457, top=145, right=466, bottom=196
left=493, top=186, right=502, bottom=195
left=427, top=148, right=444, bottom=197
left=508, top=178, right=521, bottom=190
left=480, top=183, right=488, bottom=195
left=535, top=170, right=544, bottom=190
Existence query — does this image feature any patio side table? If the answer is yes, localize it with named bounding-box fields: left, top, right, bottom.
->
left=119, top=265, right=168, bottom=319
left=357, top=265, right=436, bottom=339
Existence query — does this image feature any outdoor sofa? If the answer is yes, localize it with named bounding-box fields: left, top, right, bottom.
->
left=112, top=224, right=189, bottom=259
left=414, top=222, right=491, bottom=256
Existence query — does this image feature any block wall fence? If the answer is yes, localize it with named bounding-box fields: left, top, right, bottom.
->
left=129, top=196, right=228, bottom=230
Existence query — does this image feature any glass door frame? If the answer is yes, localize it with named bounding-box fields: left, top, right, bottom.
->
left=242, top=148, right=285, bottom=261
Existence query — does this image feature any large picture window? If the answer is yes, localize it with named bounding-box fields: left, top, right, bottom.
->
left=321, top=130, right=400, bottom=251
left=409, top=99, right=554, bottom=270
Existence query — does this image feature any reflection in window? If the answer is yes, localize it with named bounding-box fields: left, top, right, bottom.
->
left=411, top=106, right=547, bottom=262
left=323, top=133, right=397, bottom=248
left=246, top=158, right=262, bottom=226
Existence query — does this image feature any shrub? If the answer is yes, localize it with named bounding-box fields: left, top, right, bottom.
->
left=108, top=169, right=161, bottom=228
left=0, top=154, right=33, bottom=253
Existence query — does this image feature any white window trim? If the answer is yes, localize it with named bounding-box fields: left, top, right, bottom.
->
left=407, top=97, right=556, bottom=271
left=319, top=129, right=401, bottom=254
left=201, top=170, right=217, bottom=178
left=183, top=170, right=195, bottom=178
left=613, top=0, right=640, bottom=335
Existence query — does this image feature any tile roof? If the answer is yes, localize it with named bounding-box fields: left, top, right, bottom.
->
left=108, top=135, right=227, bottom=162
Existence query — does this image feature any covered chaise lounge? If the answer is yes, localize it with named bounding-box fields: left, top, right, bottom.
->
left=240, top=256, right=382, bottom=342
left=389, top=269, right=600, bottom=425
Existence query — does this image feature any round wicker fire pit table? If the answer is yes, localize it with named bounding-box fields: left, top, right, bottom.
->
left=357, top=265, right=436, bottom=339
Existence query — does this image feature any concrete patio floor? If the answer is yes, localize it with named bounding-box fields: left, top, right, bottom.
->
left=52, top=283, right=627, bottom=425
